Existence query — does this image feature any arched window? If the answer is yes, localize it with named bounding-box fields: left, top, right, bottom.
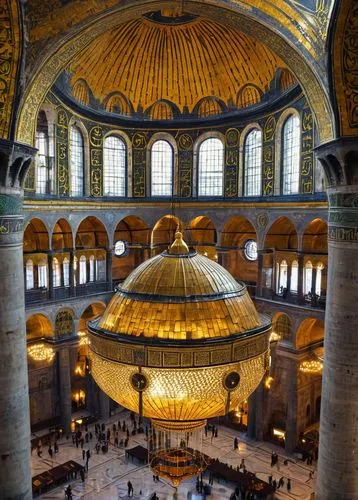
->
left=103, top=136, right=126, bottom=196
left=70, top=125, right=84, bottom=197
left=89, top=255, right=95, bottom=282
left=151, top=140, right=173, bottom=196
left=38, top=260, right=48, bottom=288
left=26, top=260, right=34, bottom=290
left=290, top=260, right=298, bottom=292
left=244, top=129, right=262, bottom=196
left=278, top=260, right=288, bottom=292
left=79, top=255, right=87, bottom=284
left=282, top=115, right=300, bottom=195
left=304, top=260, right=313, bottom=294
left=316, top=263, right=324, bottom=296
left=35, top=131, right=49, bottom=194
left=63, top=258, right=70, bottom=287
left=52, top=257, right=61, bottom=287
left=96, top=258, right=106, bottom=281
left=198, top=138, right=224, bottom=196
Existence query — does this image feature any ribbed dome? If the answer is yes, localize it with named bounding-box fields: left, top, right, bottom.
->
left=99, top=250, right=262, bottom=340
left=67, top=12, right=294, bottom=118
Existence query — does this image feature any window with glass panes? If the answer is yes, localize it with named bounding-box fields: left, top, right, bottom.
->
left=63, top=258, right=70, bottom=287
left=70, top=126, right=84, bottom=197
left=244, top=129, right=262, bottom=196
left=38, top=262, right=48, bottom=288
left=103, top=136, right=126, bottom=196
left=53, top=258, right=61, bottom=287
left=79, top=256, right=87, bottom=284
left=26, top=260, right=34, bottom=290
left=282, top=115, right=300, bottom=194
left=35, top=131, right=48, bottom=194
left=89, top=255, right=95, bottom=281
left=198, top=138, right=224, bottom=196
left=151, top=140, right=173, bottom=196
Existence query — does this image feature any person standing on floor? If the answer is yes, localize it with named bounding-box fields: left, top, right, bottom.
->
left=127, top=480, right=134, bottom=497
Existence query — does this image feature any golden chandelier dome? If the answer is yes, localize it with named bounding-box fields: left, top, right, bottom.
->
left=88, top=235, right=270, bottom=484
left=98, top=232, right=261, bottom=340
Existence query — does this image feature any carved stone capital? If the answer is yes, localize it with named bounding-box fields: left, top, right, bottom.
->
left=0, top=138, right=37, bottom=196
left=316, top=137, right=358, bottom=189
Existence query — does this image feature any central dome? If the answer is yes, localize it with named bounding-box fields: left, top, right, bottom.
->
left=99, top=237, right=261, bottom=340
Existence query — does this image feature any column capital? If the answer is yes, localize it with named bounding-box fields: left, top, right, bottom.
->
left=316, top=137, right=358, bottom=190
left=0, top=138, right=37, bottom=196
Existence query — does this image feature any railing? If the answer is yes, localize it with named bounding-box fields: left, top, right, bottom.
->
left=258, top=287, right=326, bottom=310
left=25, top=281, right=113, bottom=306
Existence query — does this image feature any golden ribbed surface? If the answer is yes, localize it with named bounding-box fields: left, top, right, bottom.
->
left=99, top=293, right=260, bottom=340
left=68, top=16, right=289, bottom=115
left=120, top=253, right=242, bottom=297
left=99, top=252, right=261, bottom=339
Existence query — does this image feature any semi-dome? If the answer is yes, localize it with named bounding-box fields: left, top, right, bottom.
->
left=63, top=9, right=296, bottom=120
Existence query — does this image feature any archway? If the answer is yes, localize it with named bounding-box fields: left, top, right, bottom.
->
left=26, top=313, right=54, bottom=341
left=264, top=217, right=298, bottom=298
left=296, top=318, right=324, bottom=350
left=221, top=216, right=257, bottom=282
left=271, top=312, right=293, bottom=343
left=52, top=218, right=73, bottom=251
left=188, top=216, right=217, bottom=260
left=113, top=216, right=150, bottom=280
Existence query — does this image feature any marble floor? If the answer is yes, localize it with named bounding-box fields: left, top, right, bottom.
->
left=32, top=412, right=316, bottom=500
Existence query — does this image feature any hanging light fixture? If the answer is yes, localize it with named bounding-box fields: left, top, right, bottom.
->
left=299, top=346, right=324, bottom=374
left=27, top=342, right=55, bottom=362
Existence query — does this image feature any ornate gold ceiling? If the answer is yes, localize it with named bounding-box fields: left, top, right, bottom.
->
left=66, top=14, right=294, bottom=118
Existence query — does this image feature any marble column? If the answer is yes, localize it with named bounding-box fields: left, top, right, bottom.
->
left=106, top=248, right=113, bottom=287
left=0, top=139, right=36, bottom=499
left=99, top=387, right=111, bottom=420
left=247, top=382, right=264, bottom=440
left=58, top=348, right=72, bottom=434
left=48, top=251, right=54, bottom=299
left=316, top=139, right=358, bottom=499
left=255, top=249, right=264, bottom=297
left=284, top=356, right=298, bottom=453
left=297, top=252, right=305, bottom=305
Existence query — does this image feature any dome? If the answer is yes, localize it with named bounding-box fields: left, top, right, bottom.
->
left=65, top=10, right=295, bottom=119
left=98, top=244, right=261, bottom=340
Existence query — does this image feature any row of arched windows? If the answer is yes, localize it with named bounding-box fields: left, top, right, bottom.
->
left=276, top=260, right=324, bottom=296
left=36, top=114, right=302, bottom=197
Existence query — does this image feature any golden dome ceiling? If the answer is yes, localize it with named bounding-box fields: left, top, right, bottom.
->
left=67, top=12, right=295, bottom=118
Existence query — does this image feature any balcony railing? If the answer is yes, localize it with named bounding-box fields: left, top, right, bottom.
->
left=25, top=281, right=112, bottom=306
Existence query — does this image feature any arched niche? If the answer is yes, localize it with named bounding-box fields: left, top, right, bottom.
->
left=302, top=218, right=328, bottom=254
left=271, top=312, right=293, bottom=343
left=75, top=216, right=109, bottom=250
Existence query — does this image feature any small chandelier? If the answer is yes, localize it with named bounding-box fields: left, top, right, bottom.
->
left=27, top=343, right=55, bottom=362
left=299, top=359, right=323, bottom=374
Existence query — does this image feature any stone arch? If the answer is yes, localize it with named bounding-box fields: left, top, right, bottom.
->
left=296, top=318, right=324, bottom=349
left=113, top=216, right=150, bottom=280
left=271, top=312, right=293, bottom=343
left=264, top=216, right=298, bottom=250
left=151, top=215, right=186, bottom=255
left=78, top=302, right=106, bottom=333
left=24, top=218, right=50, bottom=252
left=221, top=216, right=258, bottom=282
left=302, top=218, right=328, bottom=254
left=51, top=218, right=73, bottom=250
left=75, top=216, right=109, bottom=250
left=26, top=313, right=54, bottom=340
left=188, top=216, right=217, bottom=259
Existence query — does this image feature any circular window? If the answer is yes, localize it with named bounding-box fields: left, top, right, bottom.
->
left=114, top=240, right=127, bottom=257
left=244, top=239, right=257, bottom=261
left=223, top=371, right=240, bottom=391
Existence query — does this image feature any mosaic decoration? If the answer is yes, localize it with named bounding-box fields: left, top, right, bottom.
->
left=56, top=107, right=69, bottom=195
left=0, top=0, right=21, bottom=139
left=89, top=125, right=103, bottom=196
left=178, top=133, right=194, bottom=198
left=55, top=310, right=74, bottom=336
left=131, top=131, right=147, bottom=197
left=263, top=116, right=276, bottom=196
left=301, top=104, right=314, bottom=194
left=24, top=162, right=36, bottom=192
left=225, top=129, right=239, bottom=198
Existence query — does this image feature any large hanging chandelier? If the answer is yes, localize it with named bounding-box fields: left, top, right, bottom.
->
left=299, top=347, right=324, bottom=374
left=27, top=342, right=55, bottom=362
left=88, top=231, right=271, bottom=485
